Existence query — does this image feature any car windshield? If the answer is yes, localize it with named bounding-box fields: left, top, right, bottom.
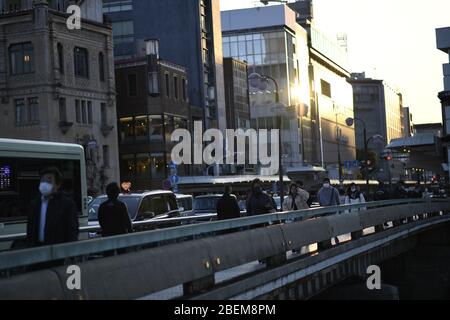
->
left=194, top=197, right=220, bottom=212
left=88, top=196, right=141, bottom=221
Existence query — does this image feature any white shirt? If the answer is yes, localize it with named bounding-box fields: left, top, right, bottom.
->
left=38, top=197, right=49, bottom=243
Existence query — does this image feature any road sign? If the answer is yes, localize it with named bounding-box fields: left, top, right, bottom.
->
left=169, top=162, right=177, bottom=170
left=352, top=160, right=360, bottom=168
left=170, top=175, right=180, bottom=185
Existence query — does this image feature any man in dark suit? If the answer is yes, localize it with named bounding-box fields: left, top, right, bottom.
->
left=98, top=183, right=133, bottom=237
left=27, top=167, right=79, bottom=247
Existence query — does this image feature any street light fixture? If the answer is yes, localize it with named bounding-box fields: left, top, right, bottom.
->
left=248, top=72, right=284, bottom=206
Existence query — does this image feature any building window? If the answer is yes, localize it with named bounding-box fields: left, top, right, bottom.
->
left=120, top=117, right=134, bottom=144
left=134, top=116, right=149, bottom=142
left=173, top=76, right=179, bottom=100
left=74, top=47, right=89, bottom=78
left=321, top=79, right=331, bottom=98
left=9, top=42, right=34, bottom=75
left=98, top=52, right=105, bottom=82
left=14, top=99, right=25, bottom=125
left=181, top=78, right=187, bottom=101
left=149, top=115, right=163, bottom=141
left=27, top=97, right=39, bottom=123
left=128, top=74, right=137, bottom=96
left=87, top=101, right=93, bottom=124
left=59, top=98, right=67, bottom=122
left=7, top=0, right=22, bottom=11
left=165, top=73, right=170, bottom=97
left=15, top=97, right=39, bottom=126
left=103, top=1, right=133, bottom=13
left=101, top=103, right=107, bottom=126
left=81, top=100, right=87, bottom=123
left=57, top=43, right=64, bottom=74
left=102, top=145, right=110, bottom=168
left=111, top=20, right=135, bottom=44
left=148, top=71, right=159, bottom=95
left=75, top=99, right=92, bottom=124
left=150, top=153, right=165, bottom=179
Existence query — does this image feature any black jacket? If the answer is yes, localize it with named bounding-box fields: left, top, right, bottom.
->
left=246, top=192, right=275, bottom=216
left=27, top=192, right=79, bottom=247
left=216, top=194, right=241, bottom=220
left=98, top=199, right=133, bottom=237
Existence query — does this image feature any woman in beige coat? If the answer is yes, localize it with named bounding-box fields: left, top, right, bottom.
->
left=282, top=182, right=310, bottom=212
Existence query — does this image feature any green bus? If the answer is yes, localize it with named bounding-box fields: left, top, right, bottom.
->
left=0, top=138, right=88, bottom=250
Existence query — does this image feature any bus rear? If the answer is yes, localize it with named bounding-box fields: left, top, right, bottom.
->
left=0, top=139, right=88, bottom=250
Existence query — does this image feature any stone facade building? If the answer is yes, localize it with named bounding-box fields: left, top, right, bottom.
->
left=0, top=0, right=119, bottom=194
left=115, top=40, right=195, bottom=190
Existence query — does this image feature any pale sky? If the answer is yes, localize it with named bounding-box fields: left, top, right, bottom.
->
left=220, top=0, right=450, bottom=124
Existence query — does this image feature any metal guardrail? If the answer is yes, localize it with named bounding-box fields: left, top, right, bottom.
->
left=0, top=199, right=446, bottom=272
left=0, top=213, right=217, bottom=243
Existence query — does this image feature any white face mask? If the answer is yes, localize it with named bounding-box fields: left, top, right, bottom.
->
left=39, top=182, right=54, bottom=196
left=323, top=183, right=330, bottom=188
left=351, top=187, right=357, bottom=192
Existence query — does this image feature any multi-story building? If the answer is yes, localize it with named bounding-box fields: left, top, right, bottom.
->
left=221, top=5, right=312, bottom=169
left=402, top=107, right=414, bottom=138
left=289, top=0, right=356, bottom=179
left=115, top=40, right=193, bottom=190
left=414, top=123, right=443, bottom=137
left=436, top=26, right=450, bottom=181
left=348, top=73, right=404, bottom=152
left=0, top=0, right=119, bottom=195
left=348, top=73, right=405, bottom=181
left=103, top=0, right=226, bottom=132
left=223, top=58, right=250, bottom=130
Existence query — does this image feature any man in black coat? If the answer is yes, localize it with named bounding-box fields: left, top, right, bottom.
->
left=98, top=183, right=133, bottom=237
left=27, top=167, right=79, bottom=247
left=216, top=185, right=241, bottom=220
left=246, top=179, right=276, bottom=216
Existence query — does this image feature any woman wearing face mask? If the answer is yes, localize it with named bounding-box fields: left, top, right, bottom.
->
left=26, top=167, right=79, bottom=247
left=344, top=183, right=366, bottom=212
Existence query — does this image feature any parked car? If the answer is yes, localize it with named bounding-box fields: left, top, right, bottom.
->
left=88, top=190, right=181, bottom=235
left=193, top=194, right=223, bottom=215
left=175, top=194, right=194, bottom=216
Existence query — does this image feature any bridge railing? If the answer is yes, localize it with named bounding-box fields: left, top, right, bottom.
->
left=1, top=198, right=450, bottom=299
left=0, top=213, right=218, bottom=243
left=0, top=198, right=444, bottom=273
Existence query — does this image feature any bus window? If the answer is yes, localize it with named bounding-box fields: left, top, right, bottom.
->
left=0, top=157, right=82, bottom=223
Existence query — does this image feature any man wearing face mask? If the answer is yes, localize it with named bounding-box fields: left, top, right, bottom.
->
left=26, top=167, right=79, bottom=247
left=317, top=178, right=341, bottom=207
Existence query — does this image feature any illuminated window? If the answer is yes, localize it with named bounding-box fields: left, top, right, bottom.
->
left=9, top=42, right=34, bottom=75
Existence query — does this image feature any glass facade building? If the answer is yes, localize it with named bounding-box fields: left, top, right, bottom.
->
left=221, top=7, right=311, bottom=168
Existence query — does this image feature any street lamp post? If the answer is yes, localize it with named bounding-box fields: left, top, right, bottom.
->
left=249, top=73, right=284, bottom=206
